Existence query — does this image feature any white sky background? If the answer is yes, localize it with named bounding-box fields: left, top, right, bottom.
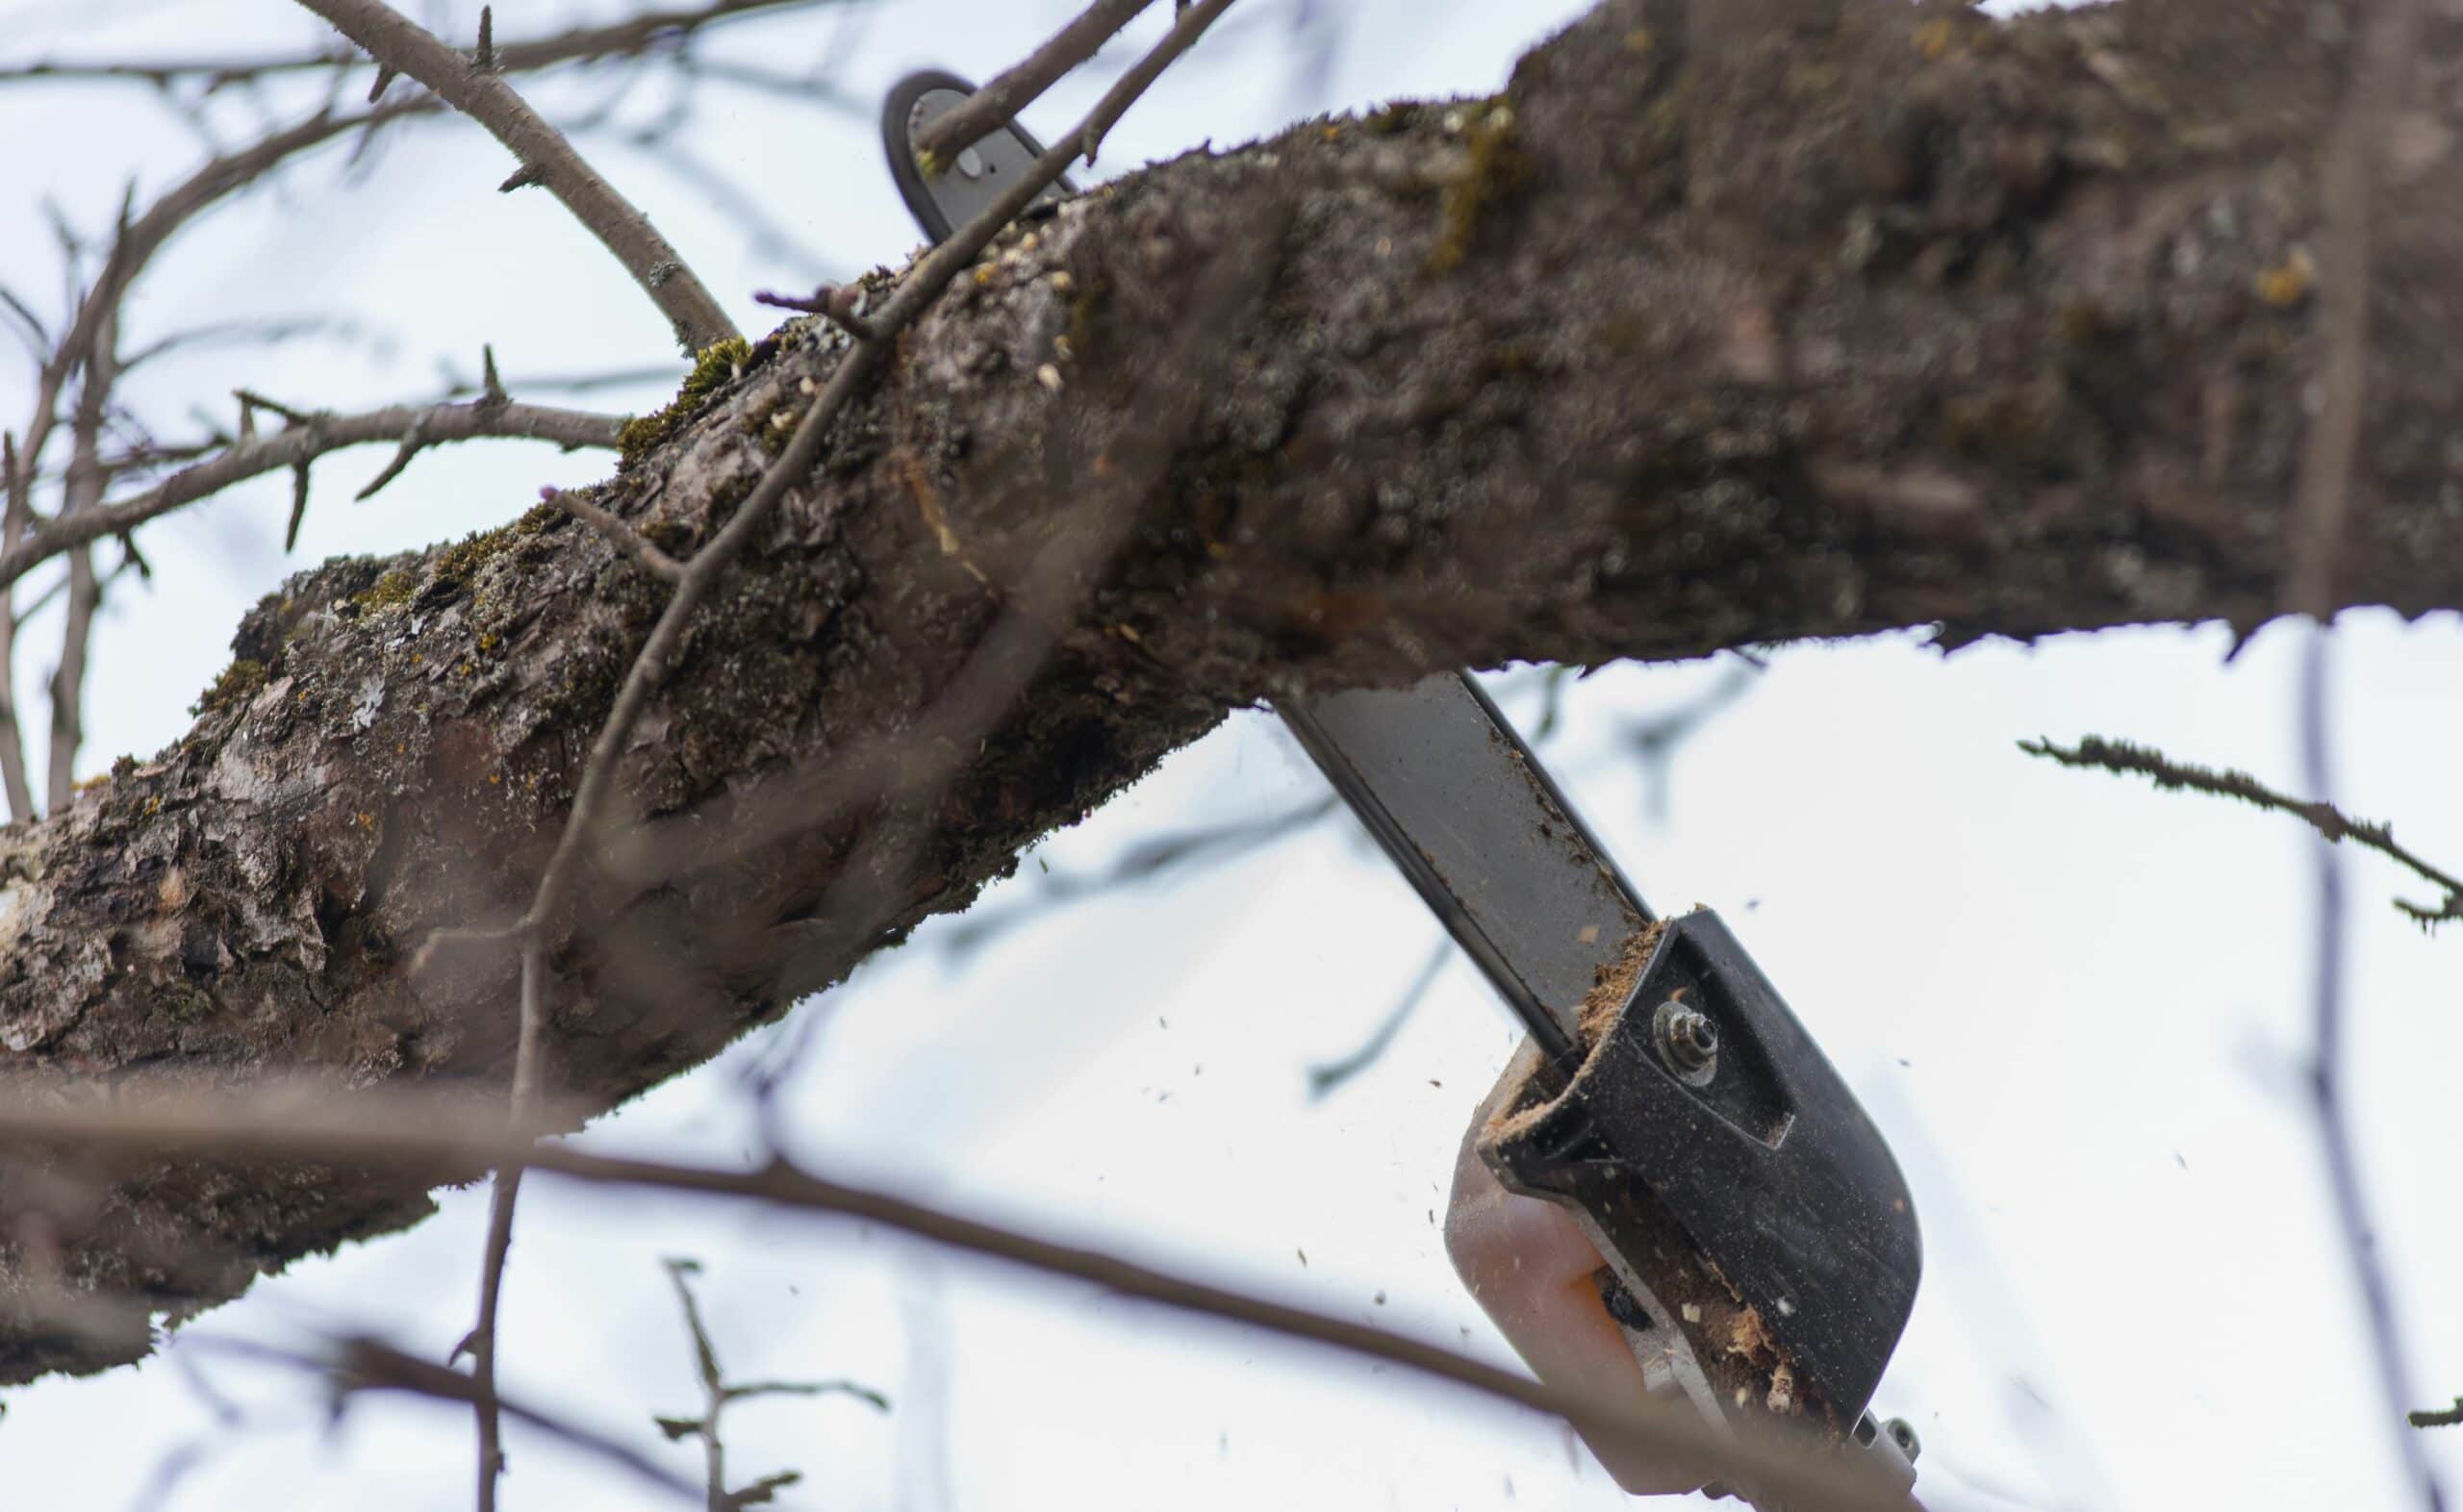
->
left=0, top=2, right=2459, bottom=1509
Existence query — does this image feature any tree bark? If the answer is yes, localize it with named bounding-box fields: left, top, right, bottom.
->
left=6, top=0, right=2460, bottom=1382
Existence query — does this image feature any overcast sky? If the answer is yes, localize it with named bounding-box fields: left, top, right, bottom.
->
left=1, top=3, right=2459, bottom=1510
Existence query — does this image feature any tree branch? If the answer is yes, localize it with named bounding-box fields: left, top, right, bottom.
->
left=0, top=0, right=848, bottom=91
left=2021, top=735, right=2463, bottom=927
left=43, top=305, right=114, bottom=812
left=206, top=1335, right=710, bottom=1503
left=2286, top=2, right=2441, bottom=1502
left=909, top=0, right=1156, bottom=171
left=0, top=398, right=622, bottom=590
left=0, top=434, right=38, bottom=821
left=2, top=0, right=2460, bottom=1401
left=0, top=1089, right=1913, bottom=1512
left=655, top=1255, right=888, bottom=1508
left=31, top=99, right=437, bottom=444
left=293, top=0, right=737, bottom=351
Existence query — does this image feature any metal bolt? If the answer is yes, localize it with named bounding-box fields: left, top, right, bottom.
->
left=1885, top=1417, right=1921, bottom=1463
left=1657, top=1003, right=1719, bottom=1072
left=955, top=145, right=989, bottom=179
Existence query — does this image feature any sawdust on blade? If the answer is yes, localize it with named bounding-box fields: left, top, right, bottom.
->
left=1577, top=917, right=1668, bottom=1046
left=1482, top=915, right=1829, bottom=1428
left=1482, top=918, right=1666, bottom=1146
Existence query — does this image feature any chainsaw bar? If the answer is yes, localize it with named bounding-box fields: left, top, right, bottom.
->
left=880, top=67, right=1923, bottom=1499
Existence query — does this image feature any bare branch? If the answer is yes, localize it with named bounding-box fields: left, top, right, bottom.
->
left=2020, top=735, right=2463, bottom=927
left=44, top=303, right=116, bottom=811
left=659, top=1255, right=887, bottom=1508
left=1074, top=0, right=1232, bottom=166
left=0, top=286, right=50, bottom=359
left=2283, top=0, right=2424, bottom=619
left=478, top=343, right=507, bottom=406
left=117, top=313, right=379, bottom=372
left=0, top=0, right=844, bottom=90
left=607, top=133, right=840, bottom=281
left=540, top=487, right=685, bottom=583
left=2415, top=1399, right=2463, bottom=1430
left=1306, top=937, right=1449, bottom=1099
left=0, top=398, right=622, bottom=591
left=2283, top=1, right=2445, bottom=1503
left=201, top=1335, right=708, bottom=1503
left=910, top=0, right=1157, bottom=170
left=351, top=412, right=429, bottom=502
left=753, top=284, right=876, bottom=342
left=469, top=1162, right=521, bottom=1511
left=293, top=0, right=738, bottom=351
left=940, top=796, right=1337, bottom=959
left=284, top=460, right=315, bottom=552
left=0, top=435, right=37, bottom=820
left=34, top=99, right=437, bottom=441
left=0, top=1089, right=1912, bottom=1512
left=233, top=388, right=313, bottom=429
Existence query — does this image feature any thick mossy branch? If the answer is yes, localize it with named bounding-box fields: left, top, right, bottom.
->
left=4, top=0, right=2463, bottom=1383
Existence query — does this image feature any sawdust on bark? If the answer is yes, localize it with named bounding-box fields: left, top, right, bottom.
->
left=1578, top=917, right=1667, bottom=1047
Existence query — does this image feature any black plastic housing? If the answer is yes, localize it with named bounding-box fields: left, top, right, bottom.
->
left=1481, top=909, right=1921, bottom=1428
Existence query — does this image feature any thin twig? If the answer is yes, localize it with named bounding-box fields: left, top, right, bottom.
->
left=46, top=306, right=115, bottom=811
left=2019, top=735, right=2463, bottom=927
left=457, top=7, right=1243, bottom=1503
left=234, top=388, right=312, bottom=428
left=657, top=1257, right=887, bottom=1509
left=2294, top=636, right=2444, bottom=1511
left=468, top=1167, right=520, bottom=1510
left=0, top=0, right=844, bottom=91
left=2283, top=0, right=2418, bottom=619
left=199, top=1335, right=709, bottom=1503
left=0, top=398, right=622, bottom=592
left=1306, top=937, right=1450, bottom=1098
left=605, top=132, right=842, bottom=282
left=33, top=100, right=436, bottom=456
left=12, top=549, right=140, bottom=629
left=0, top=102, right=438, bottom=723
left=752, top=285, right=875, bottom=342
left=2284, top=0, right=2444, bottom=1506
left=938, top=796, right=1338, bottom=958
left=117, top=313, right=377, bottom=372
left=284, top=460, right=315, bottom=551
left=2413, top=1399, right=2463, bottom=1430
left=293, top=0, right=737, bottom=351
left=909, top=0, right=1155, bottom=170
left=351, top=411, right=429, bottom=501
left=665, top=1257, right=735, bottom=1511
left=540, top=487, right=685, bottom=582
left=0, top=434, right=37, bottom=820
left=437, top=360, right=682, bottom=403
left=478, top=344, right=507, bottom=406
left=0, top=1088, right=1912, bottom=1512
